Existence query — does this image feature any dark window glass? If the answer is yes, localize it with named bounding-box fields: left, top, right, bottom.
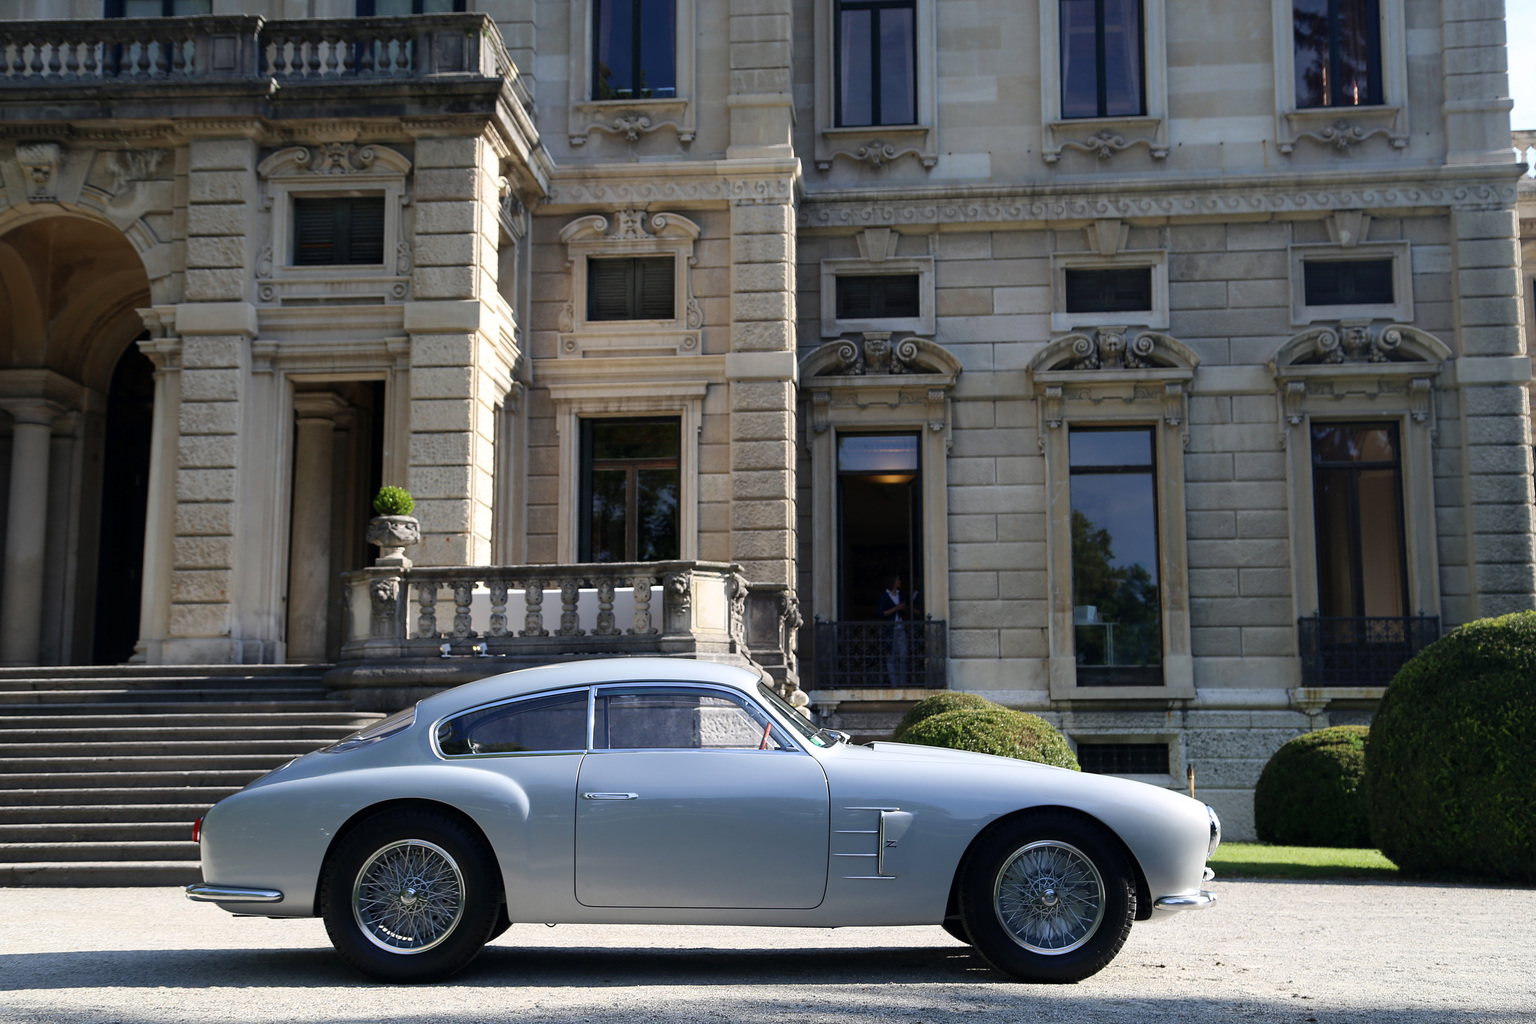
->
left=1069, top=427, right=1161, bottom=684
left=107, top=0, right=211, bottom=14
left=579, top=418, right=680, bottom=563
left=1064, top=267, right=1153, bottom=313
left=587, top=256, right=675, bottom=321
left=1060, top=0, right=1144, bottom=119
left=594, top=0, right=677, bottom=100
left=1312, top=422, right=1406, bottom=618
left=1302, top=259, right=1394, bottom=306
left=1293, top=0, right=1382, bottom=108
left=1077, top=742, right=1170, bottom=775
left=593, top=689, right=788, bottom=750
left=356, top=0, right=464, bottom=13
left=836, top=274, right=921, bottom=319
left=437, top=691, right=589, bottom=756
left=292, top=196, right=386, bottom=266
left=836, top=0, right=917, bottom=127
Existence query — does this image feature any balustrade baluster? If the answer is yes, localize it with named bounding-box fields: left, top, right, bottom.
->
left=29, top=41, right=45, bottom=76
left=153, top=36, right=169, bottom=76
left=594, top=578, right=619, bottom=637
left=171, top=34, right=187, bottom=75
left=396, top=36, right=413, bottom=74
left=486, top=580, right=508, bottom=637
left=557, top=579, right=583, bottom=637
left=135, top=40, right=152, bottom=77
left=340, top=33, right=356, bottom=75
left=451, top=580, right=476, bottom=638
left=82, top=38, right=99, bottom=77
left=521, top=580, right=549, bottom=637
left=63, top=39, right=78, bottom=78
left=323, top=34, right=339, bottom=75
left=630, top=576, right=655, bottom=635
left=304, top=37, right=321, bottom=77
left=46, top=37, right=62, bottom=77
left=357, top=37, right=375, bottom=75
left=416, top=580, right=440, bottom=638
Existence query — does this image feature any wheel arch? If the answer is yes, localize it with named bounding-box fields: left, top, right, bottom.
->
left=946, top=804, right=1154, bottom=924
left=313, top=797, right=506, bottom=917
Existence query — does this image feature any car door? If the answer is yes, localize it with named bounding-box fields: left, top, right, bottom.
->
left=574, top=684, right=830, bottom=909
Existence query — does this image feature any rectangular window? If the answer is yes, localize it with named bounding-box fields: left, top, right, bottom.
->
left=1077, top=742, right=1170, bottom=775
left=1064, top=267, right=1153, bottom=314
left=1069, top=427, right=1162, bottom=685
left=835, top=274, right=921, bottom=320
left=1293, top=0, right=1382, bottom=108
left=835, top=0, right=917, bottom=127
left=356, top=0, right=464, bottom=13
left=1311, top=422, right=1406, bottom=618
left=292, top=196, right=386, bottom=266
left=106, top=0, right=211, bottom=14
left=593, top=0, right=677, bottom=100
left=1060, top=0, right=1144, bottom=119
left=579, top=418, right=680, bottom=563
left=1302, top=259, right=1394, bottom=306
left=587, top=256, right=676, bottom=321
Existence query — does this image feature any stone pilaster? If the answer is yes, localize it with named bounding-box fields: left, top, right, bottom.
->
left=726, top=0, right=795, bottom=160
left=0, top=401, right=62, bottom=665
left=1450, top=205, right=1536, bottom=617
left=406, top=132, right=515, bottom=566
left=1442, top=0, right=1517, bottom=167
left=286, top=392, right=348, bottom=662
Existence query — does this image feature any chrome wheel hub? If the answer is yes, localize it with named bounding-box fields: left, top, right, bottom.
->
left=352, top=840, right=465, bottom=954
left=993, top=840, right=1106, bottom=955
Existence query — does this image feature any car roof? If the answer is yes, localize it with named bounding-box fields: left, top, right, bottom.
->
left=415, top=657, right=768, bottom=718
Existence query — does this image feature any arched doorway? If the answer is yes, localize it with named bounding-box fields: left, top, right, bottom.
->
left=92, top=343, right=156, bottom=664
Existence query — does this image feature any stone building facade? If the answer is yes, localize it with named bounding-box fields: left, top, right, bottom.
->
left=0, top=0, right=1530, bottom=838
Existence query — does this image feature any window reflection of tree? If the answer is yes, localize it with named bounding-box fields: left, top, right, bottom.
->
left=1293, top=0, right=1381, bottom=109
left=1071, top=509, right=1161, bottom=668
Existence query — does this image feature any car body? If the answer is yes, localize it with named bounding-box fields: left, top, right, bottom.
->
left=187, top=658, right=1218, bottom=982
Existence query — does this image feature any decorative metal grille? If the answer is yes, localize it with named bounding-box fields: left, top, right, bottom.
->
left=1076, top=743, right=1170, bottom=776
left=1297, top=615, right=1439, bottom=686
left=812, top=619, right=947, bottom=689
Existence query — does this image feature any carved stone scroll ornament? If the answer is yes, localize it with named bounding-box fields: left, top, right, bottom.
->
left=1063, top=328, right=1160, bottom=370
left=304, top=143, right=377, bottom=174
left=1290, top=322, right=1410, bottom=365
left=1045, top=129, right=1169, bottom=164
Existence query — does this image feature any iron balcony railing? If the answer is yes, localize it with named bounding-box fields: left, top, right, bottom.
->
left=1297, top=615, right=1440, bottom=687
left=812, top=619, right=947, bottom=690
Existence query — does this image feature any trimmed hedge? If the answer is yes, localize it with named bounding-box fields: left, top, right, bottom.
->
left=893, top=691, right=994, bottom=740
left=1363, top=611, right=1536, bottom=881
left=1253, top=726, right=1370, bottom=848
left=900, top=706, right=1081, bottom=771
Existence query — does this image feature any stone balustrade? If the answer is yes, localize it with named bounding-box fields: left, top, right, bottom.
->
left=0, top=13, right=529, bottom=109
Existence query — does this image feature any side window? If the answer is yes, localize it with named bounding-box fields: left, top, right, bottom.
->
left=437, top=691, right=589, bottom=756
left=1059, top=0, right=1145, bottom=119
left=594, top=689, right=790, bottom=750
left=293, top=196, right=386, bottom=267
left=593, top=0, right=677, bottom=100
left=1292, top=0, right=1382, bottom=108
left=835, top=0, right=917, bottom=127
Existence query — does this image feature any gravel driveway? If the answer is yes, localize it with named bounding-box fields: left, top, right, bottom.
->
left=2, top=880, right=1533, bottom=1024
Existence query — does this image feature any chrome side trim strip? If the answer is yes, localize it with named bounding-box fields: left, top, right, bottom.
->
left=1152, top=891, right=1218, bottom=912
left=185, top=884, right=284, bottom=904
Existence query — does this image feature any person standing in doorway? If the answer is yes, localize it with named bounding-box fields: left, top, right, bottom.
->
left=879, top=573, right=909, bottom=687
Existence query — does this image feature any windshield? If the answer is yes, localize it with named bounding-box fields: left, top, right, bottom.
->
left=322, top=706, right=417, bottom=753
left=756, top=683, right=829, bottom=747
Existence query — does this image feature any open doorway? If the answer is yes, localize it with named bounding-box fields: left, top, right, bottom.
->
left=837, top=433, right=922, bottom=620
left=91, top=341, right=156, bottom=664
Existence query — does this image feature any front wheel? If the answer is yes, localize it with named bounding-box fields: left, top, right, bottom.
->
left=957, top=812, right=1136, bottom=983
left=320, top=808, right=501, bottom=982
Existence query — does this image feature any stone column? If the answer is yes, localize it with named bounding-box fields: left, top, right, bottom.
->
left=286, top=393, right=348, bottom=663
left=0, top=401, right=61, bottom=665
left=133, top=324, right=182, bottom=664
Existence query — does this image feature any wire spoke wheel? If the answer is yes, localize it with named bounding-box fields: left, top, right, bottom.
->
left=993, top=840, right=1107, bottom=954
left=352, top=839, right=466, bottom=954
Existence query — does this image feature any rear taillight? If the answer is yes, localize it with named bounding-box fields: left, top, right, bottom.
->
left=192, top=817, right=203, bottom=843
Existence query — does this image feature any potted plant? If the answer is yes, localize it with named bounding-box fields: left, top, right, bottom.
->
left=366, top=485, right=420, bottom=568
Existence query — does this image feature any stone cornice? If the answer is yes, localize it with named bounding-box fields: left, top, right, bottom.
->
left=799, top=165, right=1525, bottom=229
left=542, top=158, right=801, bottom=209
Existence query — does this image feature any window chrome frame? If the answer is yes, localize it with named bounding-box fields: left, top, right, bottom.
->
left=588, top=681, right=809, bottom=755
left=431, top=686, right=595, bottom=761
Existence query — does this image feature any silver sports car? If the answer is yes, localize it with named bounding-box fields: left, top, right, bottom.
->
left=186, top=658, right=1218, bottom=983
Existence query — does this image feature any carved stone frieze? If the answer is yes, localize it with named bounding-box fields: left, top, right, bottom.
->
left=1046, top=127, right=1170, bottom=163
left=545, top=174, right=796, bottom=206
left=1276, top=321, right=1447, bottom=367
left=1035, top=328, right=1198, bottom=373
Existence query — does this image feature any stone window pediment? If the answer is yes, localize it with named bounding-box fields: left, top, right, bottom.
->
left=1031, top=326, right=1199, bottom=376
left=559, top=209, right=702, bottom=358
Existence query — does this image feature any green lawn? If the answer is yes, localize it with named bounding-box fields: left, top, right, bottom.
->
left=1209, top=842, right=1400, bottom=880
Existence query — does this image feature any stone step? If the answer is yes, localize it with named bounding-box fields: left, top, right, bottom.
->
left=0, top=840, right=199, bottom=863
left=0, top=724, right=370, bottom=744
left=0, top=754, right=305, bottom=774
left=0, top=676, right=328, bottom=693
left=0, top=665, right=329, bottom=681
left=0, top=688, right=333, bottom=705
left=0, top=740, right=331, bottom=757
left=1, top=769, right=265, bottom=789
left=0, top=860, right=202, bottom=886
left=0, top=821, right=195, bottom=843
left=0, top=803, right=212, bottom=824
left=2, top=786, right=242, bottom=806
left=0, top=712, right=381, bottom=730
left=0, top=700, right=358, bottom=716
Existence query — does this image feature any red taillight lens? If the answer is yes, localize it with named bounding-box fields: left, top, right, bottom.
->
left=192, top=817, right=203, bottom=843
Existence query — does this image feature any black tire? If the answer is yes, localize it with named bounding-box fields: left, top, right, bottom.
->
left=320, top=808, right=501, bottom=982
left=957, top=811, right=1136, bottom=983
left=941, top=916, right=971, bottom=945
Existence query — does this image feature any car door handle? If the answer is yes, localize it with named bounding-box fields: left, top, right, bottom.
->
left=582, top=792, right=639, bottom=800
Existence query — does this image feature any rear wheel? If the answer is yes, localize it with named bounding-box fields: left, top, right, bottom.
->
left=957, top=812, right=1136, bottom=983
left=320, top=808, right=500, bottom=982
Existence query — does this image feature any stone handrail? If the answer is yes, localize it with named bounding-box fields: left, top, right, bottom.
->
left=341, top=561, right=752, bottom=663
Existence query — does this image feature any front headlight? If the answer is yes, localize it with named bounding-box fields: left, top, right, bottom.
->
left=1206, top=804, right=1222, bottom=859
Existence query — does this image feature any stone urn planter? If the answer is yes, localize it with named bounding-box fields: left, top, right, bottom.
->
left=366, top=514, right=420, bottom=569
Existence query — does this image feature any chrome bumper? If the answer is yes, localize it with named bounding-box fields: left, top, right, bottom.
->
left=185, top=884, right=284, bottom=904
left=1152, top=890, right=1218, bottom=912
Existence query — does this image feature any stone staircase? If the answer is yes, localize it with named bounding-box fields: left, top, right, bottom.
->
left=0, top=666, right=384, bottom=886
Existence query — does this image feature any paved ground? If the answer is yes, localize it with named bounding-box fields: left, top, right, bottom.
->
left=1, top=881, right=1533, bottom=1024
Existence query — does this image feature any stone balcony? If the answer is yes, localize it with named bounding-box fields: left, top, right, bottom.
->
left=328, top=561, right=803, bottom=710
left=0, top=12, right=534, bottom=124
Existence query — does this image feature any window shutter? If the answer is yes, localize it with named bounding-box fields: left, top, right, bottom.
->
left=881, top=274, right=920, bottom=318
left=1063, top=267, right=1153, bottom=314
left=836, top=276, right=875, bottom=319
left=588, top=258, right=633, bottom=320
left=344, top=197, right=386, bottom=265
left=637, top=257, right=676, bottom=319
left=293, top=198, right=337, bottom=266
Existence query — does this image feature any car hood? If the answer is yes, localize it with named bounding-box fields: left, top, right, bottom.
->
left=857, top=740, right=1078, bottom=773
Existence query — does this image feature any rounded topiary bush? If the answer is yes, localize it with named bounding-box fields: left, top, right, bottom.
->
left=900, top=706, right=1080, bottom=770
left=372, top=485, right=415, bottom=517
left=1363, top=611, right=1536, bottom=881
left=893, top=691, right=995, bottom=740
left=1252, top=725, right=1370, bottom=847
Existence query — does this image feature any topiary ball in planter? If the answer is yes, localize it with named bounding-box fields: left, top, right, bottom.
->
left=367, top=486, right=420, bottom=568
left=893, top=691, right=996, bottom=740
left=900, top=706, right=1080, bottom=770
left=372, top=485, right=415, bottom=517
left=1252, top=725, right=1370, bottom=848
left=1363, top=611, right=1536, bottom=881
